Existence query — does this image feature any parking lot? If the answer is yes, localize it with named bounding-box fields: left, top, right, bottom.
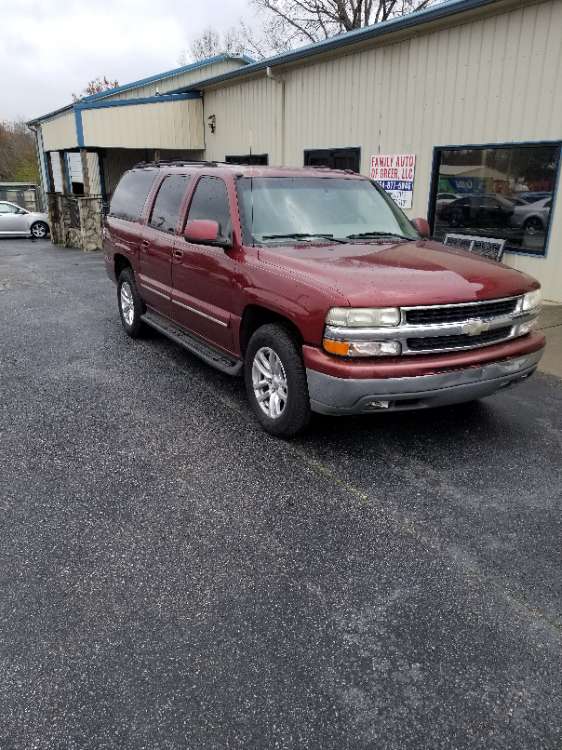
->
left=1, top=238, right=561, bottom=749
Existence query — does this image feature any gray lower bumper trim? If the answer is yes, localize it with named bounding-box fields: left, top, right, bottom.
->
left=306, top=349, right=544, bottom=415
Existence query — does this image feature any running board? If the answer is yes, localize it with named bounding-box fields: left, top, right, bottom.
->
left=142, top=310, right=243, bottom=376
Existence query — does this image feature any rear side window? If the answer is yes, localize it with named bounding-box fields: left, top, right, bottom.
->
left=109, top=169, right=157, bottom=222
left=187, top=177, right=231, bottom=240
left=149, top=174, right=191, bottom=234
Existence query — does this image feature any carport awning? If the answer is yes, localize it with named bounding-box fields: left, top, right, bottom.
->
left=40, top=93, right=205, bottom=152
left=77, top=93, right=204, bottom=150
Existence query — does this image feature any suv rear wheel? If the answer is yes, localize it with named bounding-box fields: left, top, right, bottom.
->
left=244, top=323, right=311, bottom=437
left=117, top=268, right=145, bottom=338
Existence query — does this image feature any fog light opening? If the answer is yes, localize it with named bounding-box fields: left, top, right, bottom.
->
left=366, top=399, right=391, bottom=410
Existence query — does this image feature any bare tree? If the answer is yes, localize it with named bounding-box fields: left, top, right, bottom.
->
left=183, top=0, right=436, bottom=63
left=181, top=26, right=247, bottom=63
left=253, top=0, right=435, bottom=48
left=0, top=121, right=38, bottom=182
left=72, top=76, right=119, bottom=101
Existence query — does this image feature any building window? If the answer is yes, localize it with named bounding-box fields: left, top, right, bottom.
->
left=430, top=143, right=561, bottom=256
left=225, top=154, right=268, bottom=165
left=304, top=148, right=360, bottom=173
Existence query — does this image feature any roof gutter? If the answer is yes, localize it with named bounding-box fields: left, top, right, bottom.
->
left=27, top=104, right=74, bottom=127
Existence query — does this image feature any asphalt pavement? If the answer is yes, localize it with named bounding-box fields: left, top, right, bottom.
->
left=1, top=238, right=561, bottom=749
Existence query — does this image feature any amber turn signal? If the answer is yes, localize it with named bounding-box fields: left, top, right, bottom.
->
left=323, top=338, right=350, bottom=356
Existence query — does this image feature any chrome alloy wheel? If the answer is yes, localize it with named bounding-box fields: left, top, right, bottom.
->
left=252, top=346, right=288, bottom=419
left=31, top=223, right=47, bottom=238
left=120, top=282, right=135, bottom=326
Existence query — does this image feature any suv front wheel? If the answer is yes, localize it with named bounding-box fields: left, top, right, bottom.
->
left=244, top=323, right=311, bottom=438
left=117, top=268, right=145, bottom=338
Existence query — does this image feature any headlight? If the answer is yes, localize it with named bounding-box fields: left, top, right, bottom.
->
left=323, top=338, right=401, bottom=357
left=326, top=307, right=401, bottom=327
left=522, top=288, right=542, bottom=311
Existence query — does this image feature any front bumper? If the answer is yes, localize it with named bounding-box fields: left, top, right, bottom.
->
left=306, top=348, right=544, bottom=415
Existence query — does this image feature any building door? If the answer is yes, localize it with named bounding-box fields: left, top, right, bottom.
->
left=304, top=148, right=360, bottom=172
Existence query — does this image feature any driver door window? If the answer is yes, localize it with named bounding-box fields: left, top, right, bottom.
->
left=186, top=177, right=231, bottom=242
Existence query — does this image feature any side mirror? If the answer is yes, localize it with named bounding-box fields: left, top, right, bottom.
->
left=17, top=208, right=27, bottom=215
left=411, top=217, right=430, bottom=238
left=184, top=219, right=219, bottom=245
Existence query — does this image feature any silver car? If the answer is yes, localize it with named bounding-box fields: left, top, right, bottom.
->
left=510, top=196, right=552, bottom=235
left=0, top=201, right=50, bottom=238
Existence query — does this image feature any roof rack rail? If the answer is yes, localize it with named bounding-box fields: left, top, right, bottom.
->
left=132, top=159, right=231, bottom=169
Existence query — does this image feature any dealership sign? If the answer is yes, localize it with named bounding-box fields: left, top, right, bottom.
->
left=370, top=153, right=416, bottom=209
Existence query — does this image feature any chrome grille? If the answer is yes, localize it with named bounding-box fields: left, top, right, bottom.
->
left=323, top=295, right=540, bottom=357
left=405, top=299, right=518, bottom=325
left=407, top=326, right=512, bottom=352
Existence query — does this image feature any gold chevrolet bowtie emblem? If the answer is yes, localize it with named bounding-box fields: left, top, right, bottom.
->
left=462, top=319, right=491, bottom=336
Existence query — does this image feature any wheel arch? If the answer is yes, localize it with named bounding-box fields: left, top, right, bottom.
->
left=239, top=304, right=303, bottom=356
left=114, top=253, right=132, bottom=280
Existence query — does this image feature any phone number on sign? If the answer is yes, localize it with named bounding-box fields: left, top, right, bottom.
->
left=376, top=180, right=413, bottom=191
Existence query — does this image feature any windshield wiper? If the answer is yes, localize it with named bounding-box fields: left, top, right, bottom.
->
left=261, top=232, right=346, bottom=243
left=345, top=231, right=414, bottom=242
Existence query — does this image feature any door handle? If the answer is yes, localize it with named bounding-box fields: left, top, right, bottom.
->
left=173, top=249, right=183, bottom=259
left=141, top=239, right=150, bottom=250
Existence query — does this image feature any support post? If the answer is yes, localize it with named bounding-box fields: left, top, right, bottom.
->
left=58, top=151, right=68, bottom=194
left=80, top=149, right=91, bottom=195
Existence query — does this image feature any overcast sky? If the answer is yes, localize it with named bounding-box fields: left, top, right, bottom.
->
left=1, top=0, right=250, bottom=121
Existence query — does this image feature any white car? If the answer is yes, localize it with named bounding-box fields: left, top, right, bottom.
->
left=510, top=197, right=552, bottom=235
left=0, top=201, right=50, bottom=238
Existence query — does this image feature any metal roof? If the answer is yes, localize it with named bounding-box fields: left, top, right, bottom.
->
left=26, top=53, right=253, bottom=126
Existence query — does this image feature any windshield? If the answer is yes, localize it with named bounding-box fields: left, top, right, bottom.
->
left=236, top=176, right=419, bottom=245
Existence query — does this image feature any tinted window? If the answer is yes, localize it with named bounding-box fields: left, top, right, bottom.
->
left=149, top=175, right=190, bottom=234
left=304, top=148, right=360, bottom=172
left=432, top=143, right=561, bottom=256
left=0, top=203, right=18, bottom=214
left=187, top=177, right=231, bottom=239
left=225, top=154, right=268, bottom=165
left=109, top=169, right=157, bottom=222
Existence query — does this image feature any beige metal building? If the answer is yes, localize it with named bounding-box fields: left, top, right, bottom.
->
left=28, top=0, right=562, bottom=301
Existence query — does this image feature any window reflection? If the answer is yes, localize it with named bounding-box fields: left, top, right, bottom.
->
left=432, top=144, right=560, bottom=255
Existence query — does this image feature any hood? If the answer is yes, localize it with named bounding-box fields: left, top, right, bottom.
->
left=258, top=239, right=539, bottom=307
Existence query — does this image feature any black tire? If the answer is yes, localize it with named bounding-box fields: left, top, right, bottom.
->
left=449, top=209, right=463, bottom=228
left=30, top=221, right=49, bottom=239
left=523, top=217, right=543, bottom=236
left=244, top=323, right=311, bottom=438
left=117, top=268, right=145, bottom=338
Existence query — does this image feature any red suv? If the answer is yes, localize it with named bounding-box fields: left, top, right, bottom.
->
left=104, top=162, right=545, bottom=437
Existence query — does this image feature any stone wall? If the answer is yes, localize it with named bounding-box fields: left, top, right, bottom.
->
left=47, top=193, right=103, bottom=252
left=78, top=197, right=103, bottom=252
